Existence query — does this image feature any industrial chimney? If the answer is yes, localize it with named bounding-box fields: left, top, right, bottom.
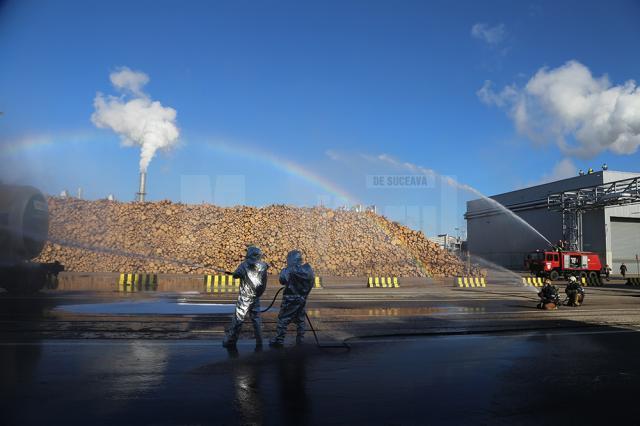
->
left=136, top=172, right=147, bottom=202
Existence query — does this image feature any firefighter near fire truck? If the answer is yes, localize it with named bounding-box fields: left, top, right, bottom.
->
left=564, top=276, right=585, bottom=307
left=537, top=279, right=560, bottom=310
left=525, top=248, right=603, bottom=283
left=536, top=277, right=585, bottom=309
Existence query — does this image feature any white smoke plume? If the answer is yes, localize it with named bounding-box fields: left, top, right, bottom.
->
left=91, top=67, right=179, bottom=172
left=478, top=60, right=640, bottom=157
left=109, top=67, right=149, bottom=96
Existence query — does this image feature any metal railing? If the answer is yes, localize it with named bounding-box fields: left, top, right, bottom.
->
left=547, top=176, right=640, bottom=251
left=548, top=176, right=640, bottom=212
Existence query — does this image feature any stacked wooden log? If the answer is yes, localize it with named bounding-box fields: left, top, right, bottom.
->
left=36, top=198, right=483, bottom=277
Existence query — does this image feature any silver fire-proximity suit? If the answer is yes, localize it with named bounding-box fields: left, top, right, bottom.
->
left=223, top=246, right=268, bottom=347
left=270, top=250, right=315, bottom=346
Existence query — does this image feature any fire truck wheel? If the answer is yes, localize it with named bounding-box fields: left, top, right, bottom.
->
left=588, top=271, right=600, bottom=286
left=549, top=271, right=560, bottom=281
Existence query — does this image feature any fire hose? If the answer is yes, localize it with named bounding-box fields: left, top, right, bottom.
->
left=260, top=286, right=350, bottom=351
left=42, top=237, right=347, bottom=349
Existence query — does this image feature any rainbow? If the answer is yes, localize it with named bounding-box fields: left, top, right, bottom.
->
left=206, top=140, right=360, bottom=205
left=207, top=141, right=434, bottom=273
left=0, top=131, right=97, bottom=156
left=1, top=134, right=55, bottom=156
left=2, top=132, right=361, bottom=205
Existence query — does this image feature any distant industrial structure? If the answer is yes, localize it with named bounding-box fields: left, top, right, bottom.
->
left=429, top=234, right=464, bottom=253
left=136, top=172, right=147, bottom=202
left=466, top=168, right=640, bottom=272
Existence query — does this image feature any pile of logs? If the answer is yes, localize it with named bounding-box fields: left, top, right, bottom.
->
left=36, top=198, right=483, bottom=277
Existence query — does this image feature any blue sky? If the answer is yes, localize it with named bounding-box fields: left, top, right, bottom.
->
left=1, top=0, right=639, bottom=236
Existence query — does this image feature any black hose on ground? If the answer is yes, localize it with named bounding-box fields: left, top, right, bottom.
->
left=305, top=312, right=350, bottom=351
left=259, top=286, right=350, bottom=351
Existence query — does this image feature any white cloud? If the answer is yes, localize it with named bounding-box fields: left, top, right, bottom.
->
left=537, top=158, right=578, bottom=184
left=471, top=23, right=506, bottom=45
left=91, top=67, right=179, bottom=172
left=477, top=80, right=517, bottom=107
left=478, top=60, right=640, bottom=156
left=109, top=67, right=149, bottom=97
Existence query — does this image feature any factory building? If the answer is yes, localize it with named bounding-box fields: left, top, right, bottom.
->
left=465, top=169, right=640, bottom=272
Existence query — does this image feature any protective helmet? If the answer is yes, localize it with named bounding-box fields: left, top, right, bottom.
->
left=286, top=250, right=303, bottom=267
left=569, top=276, right=577, bottom=283
left=245, top=246, right=263, bottom=265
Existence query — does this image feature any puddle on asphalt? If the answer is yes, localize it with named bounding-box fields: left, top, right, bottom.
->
left=55, top=298, right=236, bottom=315
left=53, top=298, right=486, bottom=317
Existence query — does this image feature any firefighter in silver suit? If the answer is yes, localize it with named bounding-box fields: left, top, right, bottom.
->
left=270, top=250, right=315, bottom=347
left=223, top=246, right=268, bottom=348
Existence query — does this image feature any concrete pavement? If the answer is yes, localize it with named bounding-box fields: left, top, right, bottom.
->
left=2, top=279, right=640, bottom=424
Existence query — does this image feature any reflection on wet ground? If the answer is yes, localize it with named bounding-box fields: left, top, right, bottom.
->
left=4, top=288, right=639, bottom=342
left=307, top=306, right=486, bottom=317
left=3, top=282, right=640, bottom=424
left=53, top=298, right=487, bottom=318
left=3, top=328, right=640, bottom=425
left=54, top=298, right=236, bottom=315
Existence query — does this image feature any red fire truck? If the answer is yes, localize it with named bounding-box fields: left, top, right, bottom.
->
left=525, top=250, right=603, bottom=281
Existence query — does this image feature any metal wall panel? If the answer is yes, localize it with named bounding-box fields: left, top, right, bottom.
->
left=611, top=218, right=640, bottom=276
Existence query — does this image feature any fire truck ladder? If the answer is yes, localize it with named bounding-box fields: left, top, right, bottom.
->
left=547, top=176, right=640, bottom=251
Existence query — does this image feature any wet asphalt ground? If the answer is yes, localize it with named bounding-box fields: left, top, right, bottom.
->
left=2, top=278, right=640, bottom=425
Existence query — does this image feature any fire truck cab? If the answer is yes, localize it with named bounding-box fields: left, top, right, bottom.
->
left=526, top=250, right=602, bottom=281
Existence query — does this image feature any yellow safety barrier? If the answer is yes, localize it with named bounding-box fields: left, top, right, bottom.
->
left=118, top=273, right=158, bottom=292
left=367, top=276, right=400, bottom=288
left=368, top=308, right=400, bottom=316
left=521, top=277, right=544, bottom=287
left=455, top=277, right=486, bottom=288
left=580, top=276, right=604, bottom=287
left=626, top=278, right=640, bottom=286
left=204, top=274, right=241, bottom=293
left=314, top=276, right=323, bottom=289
